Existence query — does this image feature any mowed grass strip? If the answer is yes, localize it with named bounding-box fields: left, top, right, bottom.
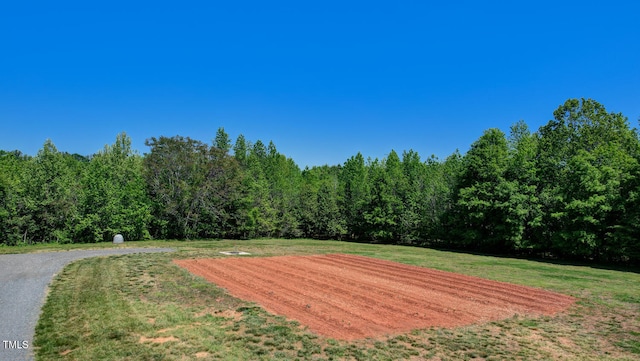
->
left=29, top=239, right=640, bottom=360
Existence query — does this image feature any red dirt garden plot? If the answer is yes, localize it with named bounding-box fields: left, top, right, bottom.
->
left=173, top=254, right=575, bottom=340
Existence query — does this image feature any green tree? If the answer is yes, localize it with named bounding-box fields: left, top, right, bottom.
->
left=297, top=167, right=320, bottom=237
left=144, top=135, right=243, bottom=239
left=299, top=166, right=345, bottom=239
left=214, top=127, right=232, bottom=153
left=536, top=98, right=640, bottom=260
left=22, top=140, right=83, bottom=243
left=339, top=152, right=370, bottom=240
left=0, top=151, right=31, bottom=245
left=363, top=151, right=405, bottom=243
left=427, top=152, right=463, bottom=244
left=241, top=140, right=277, bottom=237
left=264, top=141, right=302, bottom=237
left=76, top=133, right=151, bottom=242
left=315, top=175, right=345, bottom=239
left=505, top=120, right=542, bottom=251
left=233, top=134, right=249, bottom=166
left=399, top=150, right=426, bottom=244
left=454, top=128, right=519, bottom=251
left=621, top=157, right=640, bottom=262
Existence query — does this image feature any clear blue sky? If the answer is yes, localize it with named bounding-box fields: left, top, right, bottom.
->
left=1, top=1, right=639, bottom=167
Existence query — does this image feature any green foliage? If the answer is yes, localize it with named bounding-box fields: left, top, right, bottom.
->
left=214, top=127, right=232, bottom=153
left=21, top=140, right=83, bottom=243
left=232, top=134, right=249, bottom=166
left=263, top=141, right=303, bottom=238
left=144, top=135, right=244, bottom=239
left=452, top=128, right=522, bottom=251
left=364, top=153, right=404, bottom=243
left=426, top=152, right=463, bottom=243
left=2, top=98, right=639, bottom=263
left=505, top=121, right=542, bottom=250
left=339, top=152, right=370, bottom=240
left=535, top=98, right=640, bottom=261
left=398, top=150, right=426, bottom=244
left=300, top=166, right=346, bottom=239
left=76, top=133, right=151, bottom=242
left=0, top=151, right=30, bottom=245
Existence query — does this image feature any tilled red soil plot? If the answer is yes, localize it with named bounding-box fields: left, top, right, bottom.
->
left=173, top=254, right=575, bottom=340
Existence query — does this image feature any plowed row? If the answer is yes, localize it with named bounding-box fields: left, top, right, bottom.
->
left=173, top=254, right=575, bottom=340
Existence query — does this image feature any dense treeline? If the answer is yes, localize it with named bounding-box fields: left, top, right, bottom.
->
left=1, top=99, right=639, bottom=263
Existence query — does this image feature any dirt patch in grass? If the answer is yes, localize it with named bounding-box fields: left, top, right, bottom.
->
left=139, top=335, right=180, bottom=344
left=174, top=254, right=575, bottom=340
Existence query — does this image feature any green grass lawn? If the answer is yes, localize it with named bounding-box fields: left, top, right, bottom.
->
left=6, top=239, right=638, bottom=360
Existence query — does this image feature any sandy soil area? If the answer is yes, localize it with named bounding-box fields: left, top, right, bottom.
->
left=174, top=254, right=575, bottom=340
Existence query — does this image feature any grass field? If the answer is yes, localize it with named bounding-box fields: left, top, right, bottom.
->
left=5, top=239, right=638, bottom=360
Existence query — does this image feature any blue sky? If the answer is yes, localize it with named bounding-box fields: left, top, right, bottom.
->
left=1, top=1, right=639, bottom=167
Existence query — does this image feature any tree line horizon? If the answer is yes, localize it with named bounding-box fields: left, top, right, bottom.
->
left=1, top=98, right=639, bottom=264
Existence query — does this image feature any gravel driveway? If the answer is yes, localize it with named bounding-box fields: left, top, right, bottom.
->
left=0, top=247, right=174, bottom=361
